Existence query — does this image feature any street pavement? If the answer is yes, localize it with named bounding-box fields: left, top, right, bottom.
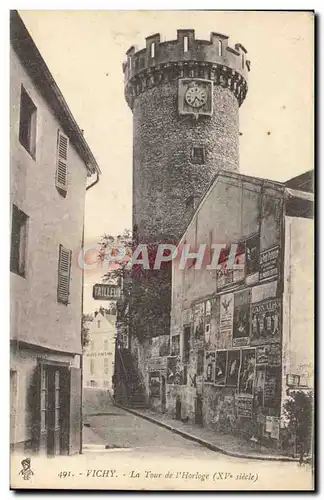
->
left=82, top=400, right=314, bottom=490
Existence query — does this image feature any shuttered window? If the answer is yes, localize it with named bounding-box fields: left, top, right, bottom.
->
left=57, top=245, right=72, bottom=305
left=56, top=130, right=69, bottom=194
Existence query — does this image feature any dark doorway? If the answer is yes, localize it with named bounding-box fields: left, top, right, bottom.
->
left=195, top=394, right=203, bottom=426
left=161, top=375, right=166, bottom=412
left=176, top=396, right=182, bottom=420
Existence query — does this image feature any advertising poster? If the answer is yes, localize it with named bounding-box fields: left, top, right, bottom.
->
left=219, top=293, right=234, bottom=347
left=167, top=356, right=181, bottom=385
left=232, top=241, right=246, bottom=283
left=251, top=299, right=281, bottom=345
left=254, top=366, right=265, bottom=410
left=264, top=366, right=281, bottom=410
left=149, top=371, right=160, bottom=398
left=265, top=416, right=273, bottom=433
left=259, top=245, right=280, bottom=281
left=239, top=349, right=256, bottom=395
left=204, top=351, right=216, bottom=383
left=236, top=394, right=253, bottom=418
left=233, top=289, right=251, bottom=346
left=214, top=350, right=227, bottom=386
left=256, top=344, right=281, bottom=365
left=170, top=335, right=180, bottom=356
left=271, top=418, right=280, bottom=439
left=216, top=245, right=231, bottom=289
left=226, top=350, right=241, bottom=387
left=151, top=337, right=160, bottom=357
left=193, top=302, right=205, bottom=340
left=245, top=233, right=260, bottom=277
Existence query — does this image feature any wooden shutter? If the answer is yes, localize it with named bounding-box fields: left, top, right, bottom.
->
left=69, top=367, right=82, bottom=455
left=57, top=245, right=72, bottom=304
left=56, top=130, right=69, bottom=192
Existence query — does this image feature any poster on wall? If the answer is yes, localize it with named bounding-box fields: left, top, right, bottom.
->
left=149, top=371, right=160, bottom=398
left=264, top=366, right=281, bottom=410
left=204, top=351, right=216, bottom=383
left=271, top=418, right=280, bottom=439
left=226, top=349, right=241, bottom=387
left=254, top=366, right=265, bottom=410
left=219, top=293, right=234, bottom=347
left=216, top=245, right=232, bottom=289
left=215, top=350, right=227, bottom=386
left=193, top=302, right=205, bottom=341
left=245, top=233, right=260, bottom=276
left=238, top=348, right=256, bottom=395
left=251, top=299, right=281, bottom=345
left=259, top=245, right=280, bottom=281
left=167, top=356, right=181, bottom=385
left=236, top=394, right=253, bottom=418
left=256, top=344, right=281, bottom=365
left=151, top=337, right=160, bottom=357
left=233, top=289, right=251, bottom=347
left=170, top=335, right=180, bottom=356
left=232, top=241, right=246, bottom=283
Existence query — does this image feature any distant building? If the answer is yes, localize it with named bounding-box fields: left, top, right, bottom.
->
left=10, top=11, right=100, bottom=456
left=83, top=311, right=117, bottom=391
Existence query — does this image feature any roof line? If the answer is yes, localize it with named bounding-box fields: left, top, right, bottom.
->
left=10, top=10, right=101, bottom=176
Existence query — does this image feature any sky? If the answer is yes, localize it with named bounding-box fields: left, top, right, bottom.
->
left=18, top=10, right=314, bottom=313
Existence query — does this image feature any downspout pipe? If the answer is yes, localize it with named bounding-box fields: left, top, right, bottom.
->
left=80, top=169, right=100, bottom=453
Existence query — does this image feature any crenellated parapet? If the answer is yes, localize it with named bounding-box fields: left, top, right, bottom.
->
left=123, top=29, right=250, bottom=109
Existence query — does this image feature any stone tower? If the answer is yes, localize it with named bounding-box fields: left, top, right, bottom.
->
left=123, top=30, right=250, bottom=339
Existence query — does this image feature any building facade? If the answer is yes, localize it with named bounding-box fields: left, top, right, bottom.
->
left=122, top=30, right=250, bottom=401
left=162, top=170, right=313, bottom=449
left=10, top=11, right=100, bottom=456
left=83, top=311, right=116, bottom=390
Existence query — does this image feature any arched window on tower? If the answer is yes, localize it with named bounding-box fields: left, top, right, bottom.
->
left=151, top=42, right=155, bottom=59
left=218, top=40, right=223, bottom=57
left=183, top=36, right=189, bottom=53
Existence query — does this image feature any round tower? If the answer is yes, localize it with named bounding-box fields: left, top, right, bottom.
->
left=124, top=29, right=250, bottom=243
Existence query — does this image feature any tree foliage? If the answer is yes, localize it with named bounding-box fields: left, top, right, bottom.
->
left=283, top=390, right=313, bottom=457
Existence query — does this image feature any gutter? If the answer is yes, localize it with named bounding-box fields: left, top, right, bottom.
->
left=86, top=171, right=100, bottom=191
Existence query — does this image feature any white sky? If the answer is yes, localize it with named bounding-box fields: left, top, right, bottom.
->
left=18, top=10, right=314, bottom=313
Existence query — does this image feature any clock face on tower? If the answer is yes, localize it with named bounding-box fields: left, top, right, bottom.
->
left=185, top=83, right=208, bottom=108
left=178, top=79, right=213, bottom=118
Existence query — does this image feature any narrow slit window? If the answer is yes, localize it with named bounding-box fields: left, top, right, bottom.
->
left=242, top=53, right=245, bottom=69
left=218, top=40, right=223, bottom=56
left=191, top=146, right=206, bottom=165
left=184, top=36, right=189, bottom=53
left=150, top=42, right=155, bottom=59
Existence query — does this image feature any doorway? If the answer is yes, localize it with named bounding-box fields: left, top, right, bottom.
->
left=161, top=375, right=166, bottom=412
left=36, top=363, right=70, bottom=456
left=195, top=394, right=203, bottom=426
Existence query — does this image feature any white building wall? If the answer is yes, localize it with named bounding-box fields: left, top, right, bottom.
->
left=10, top=46, right=87, bottom=354
left=83, top=314, right=116, bottom=390
left=281, top=216, right=314, bottom=398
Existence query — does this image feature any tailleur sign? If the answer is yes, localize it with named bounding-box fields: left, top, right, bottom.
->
left=92, top=283, right=120, bottom=300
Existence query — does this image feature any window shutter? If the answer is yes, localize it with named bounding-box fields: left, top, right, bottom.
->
left=57, top=245, right=72, bottom=304
left=56, top=130, right=69, bottom=192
